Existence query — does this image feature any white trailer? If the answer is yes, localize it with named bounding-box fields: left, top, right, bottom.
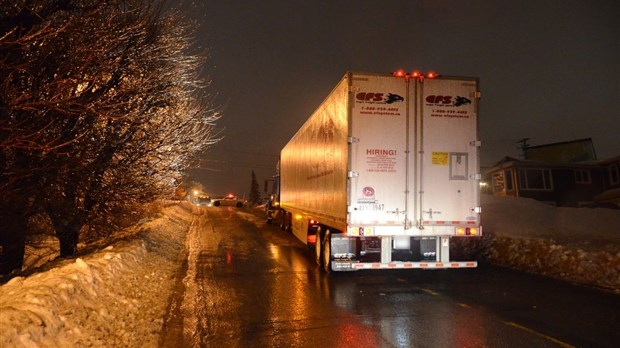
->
left=275, top=71, right=481, bottom=272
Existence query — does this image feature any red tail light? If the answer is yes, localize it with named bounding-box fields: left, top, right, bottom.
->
left=393, top=69, right=406, bottom=77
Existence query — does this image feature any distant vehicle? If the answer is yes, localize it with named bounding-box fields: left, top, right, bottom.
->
left=267, top=71, right=482, bottom=272
left=212, top=194, right=246, bottom=207
left=196, top=195, right=212, bottom=206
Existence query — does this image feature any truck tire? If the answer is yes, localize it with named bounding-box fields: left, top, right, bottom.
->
left=322, top=230, right=331, bottom=273
left=280, top=212, right=292, bottom=232
left=285, top=213, right=292, bottom=232
left=315, top=227, right=322, bottom=266
left=279, top=213, right=286, bottom=230
left=236, top=202, right=243, bottom=208
left=213, top=201, right=220, bottom=207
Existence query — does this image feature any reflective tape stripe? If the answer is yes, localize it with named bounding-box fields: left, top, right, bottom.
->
left=348, top=261, right=477, bottom=270
left=423, top=221, right=478, bottom=226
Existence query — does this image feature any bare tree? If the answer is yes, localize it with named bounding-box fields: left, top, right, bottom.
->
left=0, top=0, right=219, bottom=273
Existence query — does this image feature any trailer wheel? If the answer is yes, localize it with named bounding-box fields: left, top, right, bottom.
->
left=280, top=212, right=291, bottom=231
left=285, top=213, right=292, bottom=232
left=315, top=227, right=322, bottom=266
left=278, top=212, right=286, bottom=230
left=322, top=230, right=331, bottom=273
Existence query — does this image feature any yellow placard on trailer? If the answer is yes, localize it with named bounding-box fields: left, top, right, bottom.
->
left=432, top=152, right=449, bottom=165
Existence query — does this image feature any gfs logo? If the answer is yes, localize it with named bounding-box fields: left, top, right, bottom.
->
left=426, top=95, right=471, bottom=107
left=356, top=92, right=404, bottom=104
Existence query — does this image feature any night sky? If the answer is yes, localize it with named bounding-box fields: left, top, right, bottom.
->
left=181, top=0, right=619, bottom=197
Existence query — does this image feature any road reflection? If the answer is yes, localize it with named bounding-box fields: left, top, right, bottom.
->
left=301, top=265, right=495, bottom=347
left=259, top=242, right=380, bottom=346
left=186, top=208, right=562, bottom=348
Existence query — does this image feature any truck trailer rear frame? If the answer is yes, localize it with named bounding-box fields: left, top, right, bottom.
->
left=268, top=71, right=482, bottom=272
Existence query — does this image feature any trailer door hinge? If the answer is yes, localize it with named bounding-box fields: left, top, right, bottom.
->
left=348, top=171, right=359, bottom=178
left=470, top=173, right=482, bottom=180
left=469, top=140, right=482, bottom=147
left=472, top=206, right=482, bottom=214
left=474, top=91, right=481, bottom=99
left=348, top=137, right=360, bottom=144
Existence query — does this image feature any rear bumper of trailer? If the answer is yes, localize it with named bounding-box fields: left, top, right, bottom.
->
left=331, top=260, right=477, bottom=271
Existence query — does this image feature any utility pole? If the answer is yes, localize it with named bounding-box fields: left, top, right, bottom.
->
left=517, top=138, right=530, bottom=159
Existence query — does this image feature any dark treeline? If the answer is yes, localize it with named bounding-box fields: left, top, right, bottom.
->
left=0, top=0, right=220, bottom=275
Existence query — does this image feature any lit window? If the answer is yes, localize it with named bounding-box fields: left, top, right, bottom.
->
left=492, top=169, right=514, bottom=193
left=492, top=172, right=504, bottom=193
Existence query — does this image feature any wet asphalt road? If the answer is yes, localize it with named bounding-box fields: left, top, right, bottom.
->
left=162, top=206, right=620, bottom=348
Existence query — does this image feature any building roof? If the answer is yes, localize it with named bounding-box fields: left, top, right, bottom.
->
left=526, top=138, right=597, bottom=163
left=485, top=155, right=618, bottom=173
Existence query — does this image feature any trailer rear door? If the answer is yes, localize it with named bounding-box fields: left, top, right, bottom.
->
left=348, top=74, right=408, bottom=231
left=414, top=77, right=480, bottom=227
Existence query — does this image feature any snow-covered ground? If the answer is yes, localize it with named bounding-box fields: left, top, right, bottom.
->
left=1, top=197, right=619, bottom=347
left=0, top=202, right=195, bottom=347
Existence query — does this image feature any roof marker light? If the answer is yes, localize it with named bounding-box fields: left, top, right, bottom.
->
left=393, top=69, right=407, bottom=77
left=392, top=70, right=440, bottom=81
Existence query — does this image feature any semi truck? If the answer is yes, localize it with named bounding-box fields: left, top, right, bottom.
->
left=267, top=71, right=481, bottom=272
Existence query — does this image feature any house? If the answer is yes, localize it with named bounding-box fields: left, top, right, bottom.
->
left=592, top=156, right=620, bottom=207
left=485, top=155, right=620, bottom=208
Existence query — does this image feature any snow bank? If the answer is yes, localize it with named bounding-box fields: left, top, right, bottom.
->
left=481, top=194, right=620, bottom=243
left=478, top=195, right=620, bottom=292
left=0, top=202, right=195, bottom=347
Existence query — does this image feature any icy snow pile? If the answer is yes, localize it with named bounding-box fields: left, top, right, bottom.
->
left=0, top=203, right=195, bottom=347
left=479, top=194, right=620, bottom=292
